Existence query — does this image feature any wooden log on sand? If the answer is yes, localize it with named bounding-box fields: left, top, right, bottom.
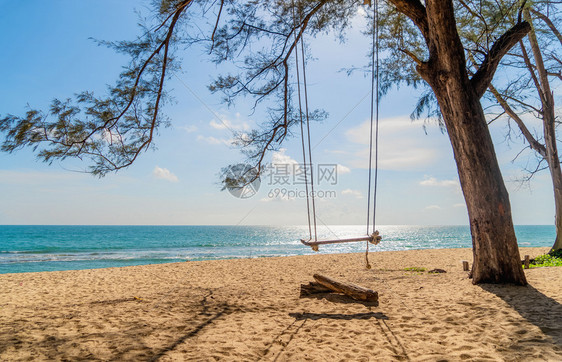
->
left=313, top=274, right=378, bottom=303
left=300, top=282, right=332, bottom=297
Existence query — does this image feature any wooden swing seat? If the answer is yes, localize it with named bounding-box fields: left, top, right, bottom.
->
left=301, top=231, right=381, bottom=251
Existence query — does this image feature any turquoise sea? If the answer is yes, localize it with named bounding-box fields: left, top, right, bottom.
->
left=0, top=225, right=555, bottom=274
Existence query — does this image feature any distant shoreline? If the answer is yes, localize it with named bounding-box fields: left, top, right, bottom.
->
left=1, top=225, right=555, bottom=274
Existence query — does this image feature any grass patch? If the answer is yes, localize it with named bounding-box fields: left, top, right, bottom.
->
left=529, top=250, right=562, bottom=268
left=404, top=267, right=426, bottom=272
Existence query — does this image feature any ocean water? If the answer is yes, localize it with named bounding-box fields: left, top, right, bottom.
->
left=0, top=225, right=555, bottom=274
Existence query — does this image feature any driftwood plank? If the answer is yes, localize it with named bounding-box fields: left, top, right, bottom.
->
left=313, top=274, right=378, bottom=304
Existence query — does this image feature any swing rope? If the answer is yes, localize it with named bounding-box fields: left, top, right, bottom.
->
left=300, top=35, right=318, bottom=242
left=365, top=0, right=380, bottom=269
left=293, top=3, right=317, bottom=242
left=295, top=1, right=381, bottom=263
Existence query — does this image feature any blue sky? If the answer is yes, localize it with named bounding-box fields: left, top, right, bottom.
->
left=0, top=0, right=554, bottom=226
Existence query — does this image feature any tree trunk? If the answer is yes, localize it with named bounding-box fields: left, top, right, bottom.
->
left=524, top=9, right=562, bottom=252
left=545, top=107, right=562, bottom=252
left=550, top=173, right=562, bottom=252
left=387, top=0, right=529, bottom=283
left=415, top=0, right=527, bottom=284
left=431, top=82, right=526, bottom=284
left=489, top=78, right=562, bottom=252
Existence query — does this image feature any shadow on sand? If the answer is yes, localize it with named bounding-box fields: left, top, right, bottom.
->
left=289, top=311, right=388, bottom=321
left=301, top=291, right=379, bottom=307
left=480, top=283, right=562, bottom=347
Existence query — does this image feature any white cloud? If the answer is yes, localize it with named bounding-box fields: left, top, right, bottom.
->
left=209, top=120, right=229, bottom=130
left=178, top=125, right=198, bottom=133
left=419, top=176, right=462, bottom=195
left=270, top=149, right=313, bottom=182
left=209, top=118, right=250, bottom=131
left=424, top=205, right=441, bottom=210
left=102, top=129, right=122, bottom=144
left=345, top=116, right=418, bottom=145
left=196, top=135, right=232, bottom=145
left=271, top=148, right=299, bottom=166
left=152, top=166, right=179, bottom=182
left=453, top=203, right=465, bottom=208
left=271, top=150, right=350, bottom=170
left=344, top=116, right=441, bottom=170
left=337, top=164, right=351, bottom=174
left=239, top=132, right=252, bottom=142
left=420, top=176, right=459, bottom=188
left=341, top=189, right=363, bottom=198
left=269, top=151, right=348, bottom=185
left=270, top=148, right=302, bottom=175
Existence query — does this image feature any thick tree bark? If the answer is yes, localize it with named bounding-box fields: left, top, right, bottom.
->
left=524, top=9, right=562, bottom=252
left=389, top=0, right=529, bottom=284
left=431, top=79, right=526, bottom=284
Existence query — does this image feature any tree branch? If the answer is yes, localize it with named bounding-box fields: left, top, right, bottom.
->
left=488, top=83, right=547, bottom=157
left=530, top=8, right=562, bottom=47
left=519, top=40, right=546, bottom=106
left=210, top=0, right=225, bottom=52
left=524, top=9, right=554, bottom=108
left=548, top=70, right=562, bottom=81
left=471, top=20, right=531, bottom=98
left=398, top=48, right=422, bottom=65
left=387, top=0, right=429, bottom=42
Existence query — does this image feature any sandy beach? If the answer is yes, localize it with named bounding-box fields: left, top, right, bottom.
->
left=1, top=247, right=561, bottom=361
